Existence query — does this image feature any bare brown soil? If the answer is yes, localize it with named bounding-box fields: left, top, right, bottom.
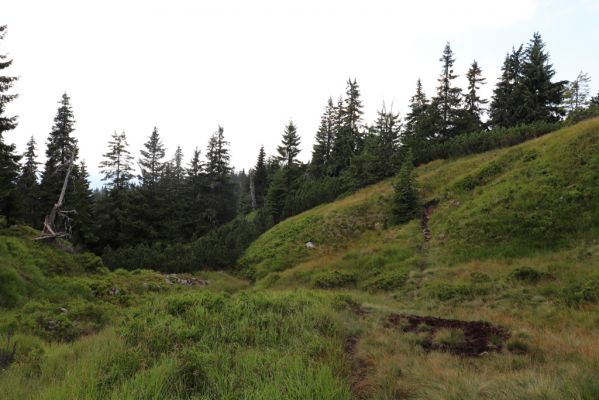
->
left=387, top=313, right=510, bottom=356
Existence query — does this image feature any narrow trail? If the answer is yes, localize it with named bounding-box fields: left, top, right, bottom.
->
left=421, top=199, right=438, bottom=242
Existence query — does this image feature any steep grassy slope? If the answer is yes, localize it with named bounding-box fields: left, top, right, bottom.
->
left=242, top=118, right=599, bottom=279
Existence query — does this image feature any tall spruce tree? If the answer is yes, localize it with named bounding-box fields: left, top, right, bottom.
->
left=520, top=32, right=566, bottom=123
left=489, top=46, right=526, bottom=127
left=17, top=136, right=40, bottom=227
left=311, top=97, right=336, bottom=176
left=253, top=145, right=268, bottom=208
left=97, top=132, right=133, bottom=248
left=0, top=25, right=21, bottom=223
left=39, top=93, right=78, bottom=216
left=331, top=79, right=364, bottom=174
left=403, top=79, right=433, bottom=146
left=431, top=43, right=463, bottom=139
left=138, top=127, right=166, bottom=188
left=204, top=126, right=236, bottom=225
left=99, top=131, right=133, bottom=191
left=373, top=103, right=401, bottom=176
left=463, top=60, right=488, bottom=131
left=267, top=122, right=302, bottom=222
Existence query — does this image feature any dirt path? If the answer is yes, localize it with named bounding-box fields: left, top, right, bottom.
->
left=421, top=200, right=438, bottom=242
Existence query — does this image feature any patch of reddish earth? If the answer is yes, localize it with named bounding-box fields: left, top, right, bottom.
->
left=344, top=336, right=375, bottom=398
left=387, top=314, right=511, bottom=356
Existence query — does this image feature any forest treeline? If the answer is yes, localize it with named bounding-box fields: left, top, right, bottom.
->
left=1, top=26, right=598, bottom=271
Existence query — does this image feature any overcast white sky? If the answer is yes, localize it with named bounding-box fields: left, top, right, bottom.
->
left=2, top=0, right=598, bottom=187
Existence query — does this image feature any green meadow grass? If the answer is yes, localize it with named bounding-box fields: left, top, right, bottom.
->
left=2, top=119, right=599, bottom=399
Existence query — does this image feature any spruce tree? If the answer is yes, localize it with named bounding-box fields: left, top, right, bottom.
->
left=99, top=131, right=133, bottom=191
left=96, top=132, right=134, bottom=248
left=489, top=46, right=526, bottom=127
left=253, top=145, right=268, bottom=208
left=171, top=146, right=185, bottom=186
left=70, top=161, right=97, bottom=247
left=520, top=33, right=566, bottom=123
left=277, top=121, right=301, bottom=167
left=431, top=43, right=463, bottom=139
left=463, top=60, right=488, bottom=131
left=0, top=25, right=21, bottom=223
left=330, top=79, right=364, bottom=174
left=391, top=151, right=420, bottom=224
left=265, top=169, right=287, bottom=223
left=39, top=93, right=78, bottom=215
left=181, top=147, right=207, bottom=239
left=204, top=126, right=236, bottom=225
left=591, top=91, right=599, bottom=107
left=0, top=25, right=18, bottom=136
left=403, top=79, right=433, bottom=146
left=373, top=103, right=401, bottom=177
left=311, top=97, right=336, bottom=176
left=138, top=127, right=166, bottom=188
left=17, top=136, right=40, bottom=227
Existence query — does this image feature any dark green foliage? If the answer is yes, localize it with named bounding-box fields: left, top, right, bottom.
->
left=17, top=136, right=40, bottom=227
left=509, top=267, right=552, bottom=283
left=330, top=79, right=364, bottom=174
left=313, top=270, right=356, bottom=289
left=39, top=93, right=78, bottom=216
left=463, top=60, right=488, bottom=132
left=252, top=145, right=268, bottom=208
left=412, top=120, right=561, bottom=165
left=99, top=131, right=133, bottom=191
left=520, top=33, right=566, bottom=123
left=403, top=79, right=435, bottom=146
left=102, top=211, right=273, bottom=272
left=490, top=46, right=527, bottom=128
left=490, top=33, right=566, bottom=127
left=361, top=270, right=407, bottom=291
left=561, top=277, right=599, bottom=307
left=138, top=127, right=166, bottom=189
left=392, top=153, right=420, bottom=224
left=431, top=43, right=464, bottom=139
left=70, top=162, right=97, bottom=248
left=0, top=25, right=18, bottom=135
left=0, top=25, right=21, bottom=225
left=454, top=161, right=503, bottom=192
left=311, top=98, right=336, bottom=176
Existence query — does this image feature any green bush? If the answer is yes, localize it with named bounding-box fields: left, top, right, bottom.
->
left=509, top=267, right=552, bottom=283
left=313, top=270, right=357, bottom=289
left=561, top=277, right=599, bottom=307
left=361, top=270, right=407, bottom=291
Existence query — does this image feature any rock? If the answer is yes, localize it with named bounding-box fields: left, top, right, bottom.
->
left=59, top=307, right=68, bottom=314
left=305, top=241, right=316, bottom=249
left=108, top=287, right=120, bottom=296
left=374, top=222, right=383, bottom=231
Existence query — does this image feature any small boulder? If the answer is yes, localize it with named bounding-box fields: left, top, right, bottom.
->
left=306, top=241, right=316, bottom=249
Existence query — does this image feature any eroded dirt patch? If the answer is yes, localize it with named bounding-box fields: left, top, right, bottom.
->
left=421, top=199, right=438, bottom=242
left=387, top=313, right=510, bottom=356
left=344, top=336, right=375, bottom=398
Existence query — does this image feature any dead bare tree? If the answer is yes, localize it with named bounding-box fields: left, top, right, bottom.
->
left=37, top=151, right=76, bottom=240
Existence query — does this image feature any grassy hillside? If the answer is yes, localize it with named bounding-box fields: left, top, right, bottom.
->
left=2, top=119, right=599, bottom=399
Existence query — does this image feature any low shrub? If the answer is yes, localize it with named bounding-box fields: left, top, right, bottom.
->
left=313, top=270, right=357, bottom=289
left=509, top=267, right=553, bottom=283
